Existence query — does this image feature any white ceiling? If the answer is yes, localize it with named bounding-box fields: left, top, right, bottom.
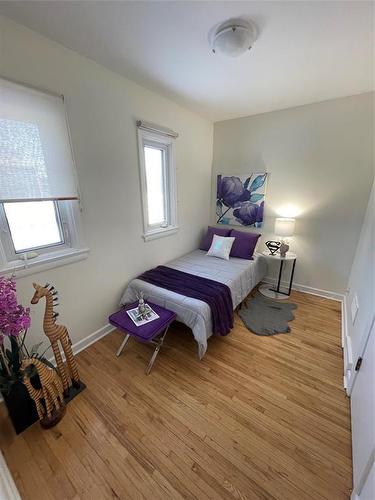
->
left=0, top=1, right=374, bottom=121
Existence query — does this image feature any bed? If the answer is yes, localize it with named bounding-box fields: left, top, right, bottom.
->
left=120, top=249, right=268, bottom=358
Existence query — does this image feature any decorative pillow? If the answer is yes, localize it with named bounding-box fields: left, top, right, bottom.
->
left=206, top=234, right=235, bottom=261
left=230, top=229, right=261, bottom=259
left=200, top=226, right=231, bottom=251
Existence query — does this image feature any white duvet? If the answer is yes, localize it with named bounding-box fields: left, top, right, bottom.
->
left=120, top=250, right=267, bottom=358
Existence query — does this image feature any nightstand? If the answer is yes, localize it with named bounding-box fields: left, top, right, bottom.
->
left=259, top=251, right=297, bottom=300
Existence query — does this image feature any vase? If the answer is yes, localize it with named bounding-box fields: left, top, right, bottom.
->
left=137, top=297, right=146, bottom=316
left=2, top=381, right=39, bottom=434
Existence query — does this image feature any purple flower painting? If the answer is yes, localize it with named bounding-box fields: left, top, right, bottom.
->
left=216, top=173, right=268, bottom=227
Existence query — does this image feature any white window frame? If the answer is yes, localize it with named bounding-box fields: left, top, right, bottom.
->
left=0, top=200, right=67, bottom=259
left=0, top=78, right=89, bottom=277
left=0, top=200, right=88, bottom=278
left=137, top=128, right=178, bottom=241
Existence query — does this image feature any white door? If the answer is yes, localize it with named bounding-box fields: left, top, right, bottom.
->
left=350, top=318, right=375, bottom=499
left=358, top=459, right=374, bottom=500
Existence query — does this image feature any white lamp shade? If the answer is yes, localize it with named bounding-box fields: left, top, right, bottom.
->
left=274, top=217, right=295, bottom=237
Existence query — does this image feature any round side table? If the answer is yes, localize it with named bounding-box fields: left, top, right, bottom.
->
left=259, top=251, right=297, bottom=300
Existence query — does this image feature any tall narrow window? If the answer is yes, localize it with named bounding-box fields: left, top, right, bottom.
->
left=137, top=122, right=178, bottom=241
left=144, top=146, right=166, bottom=226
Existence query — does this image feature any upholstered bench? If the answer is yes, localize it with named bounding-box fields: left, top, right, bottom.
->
left=109, top=302, right=176, bottom=375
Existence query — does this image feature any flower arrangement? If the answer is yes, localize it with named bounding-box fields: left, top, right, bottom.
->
left=0, top=276, right=32, bottom=392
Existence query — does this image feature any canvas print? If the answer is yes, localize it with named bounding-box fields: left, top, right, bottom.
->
left=216, top=173, right=268, bottom=227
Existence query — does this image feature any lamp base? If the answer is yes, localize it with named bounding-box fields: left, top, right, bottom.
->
left=279, top=242, right=289, bottom=258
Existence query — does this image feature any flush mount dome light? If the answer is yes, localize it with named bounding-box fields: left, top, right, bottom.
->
left=210, top=19, right=257, bottom=57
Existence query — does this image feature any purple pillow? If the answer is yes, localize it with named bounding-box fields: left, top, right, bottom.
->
left=200, top=226, right=231, bottom=251
left=230, top=229, right=261, bottom=259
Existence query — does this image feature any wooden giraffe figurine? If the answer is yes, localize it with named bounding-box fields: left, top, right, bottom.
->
left=21, top=357, right=65, bottom=423
left=31, top=283, right=81, bottom=396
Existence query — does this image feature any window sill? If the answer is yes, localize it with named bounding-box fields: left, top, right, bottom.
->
left=143, top=226, right=179, bottom=242
left=0, top=247, right=90, bottom=278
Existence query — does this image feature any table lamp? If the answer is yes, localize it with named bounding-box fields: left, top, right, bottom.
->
left=274, top=217, right=295, bottom=257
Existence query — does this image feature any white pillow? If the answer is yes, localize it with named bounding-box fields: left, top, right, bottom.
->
left=206, top=234, right=235, bottom=260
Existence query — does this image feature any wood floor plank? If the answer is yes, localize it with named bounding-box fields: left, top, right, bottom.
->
left=0, top=291, right=352, bottom=499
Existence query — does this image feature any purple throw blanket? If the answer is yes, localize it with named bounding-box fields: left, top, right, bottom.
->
left=138, top=266, right=234, bottom=336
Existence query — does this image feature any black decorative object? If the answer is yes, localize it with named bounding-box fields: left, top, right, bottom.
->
left=265, top=240, right=281, bottom=255
left=2, top=381, right=39, bottom=434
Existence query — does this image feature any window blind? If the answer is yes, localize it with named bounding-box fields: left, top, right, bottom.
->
left=136, top=120, right=178, bottom=139
left=0, top=77, right=79, bottom=202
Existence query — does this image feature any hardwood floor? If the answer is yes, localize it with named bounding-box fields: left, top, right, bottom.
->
left=0, top=291, right=352, bottom=500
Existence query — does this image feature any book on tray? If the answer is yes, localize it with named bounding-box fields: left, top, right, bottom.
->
left=126, top=303, right=159, bottom=326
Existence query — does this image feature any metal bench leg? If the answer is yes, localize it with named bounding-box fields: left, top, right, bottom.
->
left=146, top=345, right=161, bottom=375
left=116, top=333, right=131, bottom=357
left=145, top=325, right=170, bottom=375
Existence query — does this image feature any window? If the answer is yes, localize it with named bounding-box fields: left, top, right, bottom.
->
left=1, top=200, right=66, bottom=257
left=0, top=78, right=88, bottom=276
left=137, top=121, right=178, bottom=241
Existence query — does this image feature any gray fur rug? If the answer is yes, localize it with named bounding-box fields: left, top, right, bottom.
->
left=238, top=292, right=297, bottom=336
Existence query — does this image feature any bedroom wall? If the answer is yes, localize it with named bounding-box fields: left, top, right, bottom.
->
left=212, top=93, right=374, bottom=294
left=344, top=181, right=374, bottom=387
left=0, top=16, right=213, bottom=350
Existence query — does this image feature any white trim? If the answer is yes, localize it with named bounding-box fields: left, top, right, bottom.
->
left=0, top=451, right=21, bottom=500
left=63, top=323, right=115, bottom=359
left=263, top=277, right=349, bottom=392
left=137, top=127, right=178, bottom=241
left=47, top=323, right=115, bottom=364
left=143, top=225, right=179, bottom=241
left=0, top=247, right=89, bottom=278
left=262, top=276, right=344, bottom=301
left=341, top=296, right=347, bottom=348
left=347, top=315, right=375, bottom=396
left=342, top=293, right=354, bottom=394
left=0, top=200, right=68, bottom=261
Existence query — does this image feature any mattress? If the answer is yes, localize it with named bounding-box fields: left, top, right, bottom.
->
left=120, top=250, right=268, bottom=358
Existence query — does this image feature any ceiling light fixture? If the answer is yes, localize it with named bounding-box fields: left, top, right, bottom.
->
left=210, top=19, right=257, bottom=57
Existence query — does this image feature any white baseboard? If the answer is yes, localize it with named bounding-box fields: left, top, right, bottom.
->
left=263, top=277, right=349, bottom=394
left=46, top=323, right=116, bottom=365
left=342, top=294, right=354, bottom=395
left=69, top=323, right=115, bottom=358
left=0, top=451, right=21, bottom=500
left=263, top=276, right=345, bottom=302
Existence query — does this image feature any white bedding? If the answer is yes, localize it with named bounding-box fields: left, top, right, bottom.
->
left=120, top=250, right=268, bottom=358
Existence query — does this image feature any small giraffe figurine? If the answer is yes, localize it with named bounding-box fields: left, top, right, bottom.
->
left=31, top=283, right=80, bottom=395
left=21, top=357, right=65, bottom=423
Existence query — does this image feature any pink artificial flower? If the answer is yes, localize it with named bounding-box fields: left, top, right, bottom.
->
left=0, top=277, right=31, bottom=342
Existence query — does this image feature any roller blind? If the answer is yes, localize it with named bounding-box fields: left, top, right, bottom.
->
left=136, top=120, right=178, bottom=138
left=0, top=78, right=79, bottom=202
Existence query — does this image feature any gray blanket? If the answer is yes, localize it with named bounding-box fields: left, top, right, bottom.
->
left=120, top=250, right=267, bottom=358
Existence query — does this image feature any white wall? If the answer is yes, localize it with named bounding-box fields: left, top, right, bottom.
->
left=344, top=182, right=374, bottom=389
left=212, top=94, right=374, bottom=294
left=0, top=16, right=213, bottom=350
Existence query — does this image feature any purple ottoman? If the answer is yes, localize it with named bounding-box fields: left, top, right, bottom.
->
left=109, top=302, right=176, bottom=374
